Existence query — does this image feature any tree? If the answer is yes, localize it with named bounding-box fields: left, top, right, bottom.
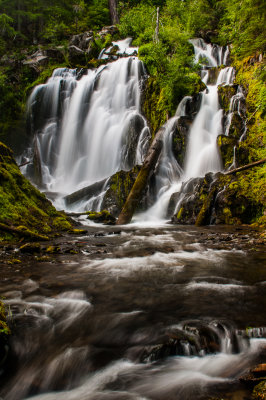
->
left=108, top=0, right=119, bottom=24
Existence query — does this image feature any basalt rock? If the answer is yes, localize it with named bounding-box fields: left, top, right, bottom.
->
left=218, top=84, right=238, bottom=113
left=217, top=135, right=238, bottom=170
left=98, top=25, right=119, bottom=39
left=102, top=166, right=142, bottom=217
left=171, top=116, right=191, bottom=167
left=228, top=112, right=245, bottom=139
left=172, top=170, right=264, bottom=226
left=68, top=45, right=87, bottom=65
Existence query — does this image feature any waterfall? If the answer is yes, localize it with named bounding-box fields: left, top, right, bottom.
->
left=25, top=57, right=150, bottom=210
left=137, top=39, right=234, bottom=222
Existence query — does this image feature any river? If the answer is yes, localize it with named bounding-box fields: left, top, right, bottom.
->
left=1, top=222, right=265, bottom=400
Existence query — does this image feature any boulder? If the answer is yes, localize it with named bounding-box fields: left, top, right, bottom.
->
left=45, top=47, right=65, bottom=62
left=68, top=45, right=86, bottom=65
left=101, top=166, right=141, bottom=217
left=172, top=116, right=191, bottom=167
left=98, top=25, right=119, bottom=39
left=228, top=112, right=245, bottom=139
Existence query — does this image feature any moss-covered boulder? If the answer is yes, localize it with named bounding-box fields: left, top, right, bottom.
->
left=101, top=166, right=142, bottom=217
left=0, top=142, right=72, bottom=241
left=252, top=381, right=266, bottom=400
left=172, top=167, right=265, bottom=227
left=218, top=84, right=238, bottom=112
left=228, top=112, right=245, bottom=139
left=171, top=174, right=215, bottom=225
left=172, top=117, right=192, bottom=167
left=86, top=210, right=116, bottom=225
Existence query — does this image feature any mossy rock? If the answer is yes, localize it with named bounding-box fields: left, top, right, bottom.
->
left=218, top=84, right=238, bottom=112
left=86, top=210, right=116, bottom=225
left=228, top=112, right=245, bottom=139
left=217, top=135, right=238, bottom=169
left=0, top=141, right=73, bottom=241
left=172, top=169, right=265, bottom=227
left=172, top=117, right=191, bottom=167
left=101, top=166, right=142, bottom=217
left=252, top=381, right=266, bottom=400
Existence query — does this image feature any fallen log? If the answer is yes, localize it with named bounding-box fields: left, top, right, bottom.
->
left=116, top=127, right=165, bottom=225
left=225, top=158, right=266, bottom=175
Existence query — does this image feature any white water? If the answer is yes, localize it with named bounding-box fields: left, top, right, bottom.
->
left=26, top=57, right=150, bottom=209
left=137, top=39, right=234, bottom=222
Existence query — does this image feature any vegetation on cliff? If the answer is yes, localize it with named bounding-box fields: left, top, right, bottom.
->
left=0, top=141, right=72, bottom=241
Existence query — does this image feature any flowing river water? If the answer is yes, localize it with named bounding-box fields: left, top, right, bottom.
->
left=1, top=223, right=266, bottom=400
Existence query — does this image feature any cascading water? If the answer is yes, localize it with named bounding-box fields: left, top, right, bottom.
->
left=24, top=56, right=150, bottom=210
left=137, top=39, right=235, bottom=221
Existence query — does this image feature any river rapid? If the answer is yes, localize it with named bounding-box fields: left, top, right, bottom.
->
left=0, top=223, right=265, bottom=400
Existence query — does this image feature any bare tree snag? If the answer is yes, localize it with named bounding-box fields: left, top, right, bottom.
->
left=155, top=7, right=159, bottom=43
left=116, top=127, right=165, bottom=225
left=108, top=0, right=119, bottom=24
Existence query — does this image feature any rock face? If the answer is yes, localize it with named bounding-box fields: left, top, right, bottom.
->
left=0, top=142, right=72, bottom=241
left=218, top=84, right=238, bottom=113
left=101, top=166, right=142, bottom=217
left=171, top=117, right=191, bottom=167
left=172, top=170, right=265, bottom=226
left=64, top=167, right=141, bottom=218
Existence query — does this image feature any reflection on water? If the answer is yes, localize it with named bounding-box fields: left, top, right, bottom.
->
left=0, top=225, right=265, bottom=400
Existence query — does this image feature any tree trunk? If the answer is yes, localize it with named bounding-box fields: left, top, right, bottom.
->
left=108, top=0, right=119, bottom=24
left=116, top=127, right=165, bottom=225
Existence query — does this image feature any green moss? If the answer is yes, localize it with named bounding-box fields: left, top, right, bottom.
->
left=52, top=216, right=72, bottom=231
left=86, top=210, right=116, bottom=225
left=0, top=301, right=10, bottom=336
left=143, top=77, right=169, bottom=138
left=176, top=207, right=183, bottom=220
left=252, top=380, right=266, bottom=400
left=0, top=142, right=73, bottom=241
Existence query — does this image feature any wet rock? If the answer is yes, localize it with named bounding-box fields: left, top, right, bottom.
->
left=218, top=84, right=238, bottom=113
left=171, top=116, right=191, bottom=167
left=45, top=47, right=65, bottom=62
left=228, top=112, right=245, bottom=139
left=98, top=25, right=119, bottom=39
left=208, top=67, right=220, bottom=85
left=87, top=210, right=116, bottom=225
left=64, top=179, right=107, bottom=206
left=121, top=114, right=147, bottom=170
left=69, top=31, right=94, bottom=50
left=68, top=45, right=87, bottom=65
left=19, top=242, right=41, bottom=254
left=45, top=246, right=61, bottom=254
left=101, top=166, right=141, bottom=217
left=217, top=135, right=238, bottom=170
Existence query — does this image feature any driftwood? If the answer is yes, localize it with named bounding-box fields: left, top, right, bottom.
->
left=225, top=158, right=266, bottom=175
left=116, top=127, right=165, bottom=225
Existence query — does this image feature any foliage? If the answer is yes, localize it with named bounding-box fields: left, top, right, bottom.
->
left=218, top=0, right=266, bottom=57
